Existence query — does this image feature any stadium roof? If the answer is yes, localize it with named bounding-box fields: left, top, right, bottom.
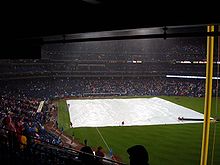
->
left=1, top=0, right=219, bottom=58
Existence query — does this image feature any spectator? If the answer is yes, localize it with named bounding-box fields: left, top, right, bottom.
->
left=79, top=146, right=96, bottom=165
left=20, top=133, right=27, bottom=151
left=127, top=145, right=149, bottom=165
left=95, top=146, right=105, bottom=164
left=109, top=148, right=113, bottom=158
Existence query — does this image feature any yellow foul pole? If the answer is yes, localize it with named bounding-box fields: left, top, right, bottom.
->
left=200, top=25, right=215, bottom=165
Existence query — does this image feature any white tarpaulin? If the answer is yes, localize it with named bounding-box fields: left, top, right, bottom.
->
left=67, top=97, right=205, bottom=128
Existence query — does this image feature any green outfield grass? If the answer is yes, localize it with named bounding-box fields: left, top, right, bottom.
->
left=57, top=99, right=71, bottom=130
left=57, top=96, right=220, bottom=165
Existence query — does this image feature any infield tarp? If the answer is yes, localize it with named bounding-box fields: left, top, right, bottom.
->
left=67, top=97, right=205, bottom=128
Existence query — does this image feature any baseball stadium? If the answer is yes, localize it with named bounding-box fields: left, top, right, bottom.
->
left=0, top=7, right=219, bottom=164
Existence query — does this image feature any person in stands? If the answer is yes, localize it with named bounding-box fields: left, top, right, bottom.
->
left=95, top=146, right=105, bottom=164
left=79, top=145, right=95, bottom=165
left=127, top=145, right=149, bottom=165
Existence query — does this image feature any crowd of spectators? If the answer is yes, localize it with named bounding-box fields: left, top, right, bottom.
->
left=0, top=37, right=212, bottom=80
left=0, top=77, right=211, bottom=100
left=0, top=93, right=61, bottom=145
left=42, top=38, right=207, bottom=62
left=0, top=59, right=208, bottom=75
left=0, top=85, right=126, bottom=164
left=0, top=91, right=108, bottom=165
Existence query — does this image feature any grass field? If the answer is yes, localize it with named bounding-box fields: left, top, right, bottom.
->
left=57, top=96, right=220, bottom=165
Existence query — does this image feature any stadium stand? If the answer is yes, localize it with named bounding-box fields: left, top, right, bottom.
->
left=0, top=77, right=211, bottom=99
left=0, top=36, right=219, bottom=164
left=0, top=95, right=126, bottom=165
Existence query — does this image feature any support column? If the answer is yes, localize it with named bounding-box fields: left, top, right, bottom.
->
left=200, top=25, right=215, bottom=165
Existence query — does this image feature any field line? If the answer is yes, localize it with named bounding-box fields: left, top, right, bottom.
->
left=96, top=127, right=111, bottom=152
